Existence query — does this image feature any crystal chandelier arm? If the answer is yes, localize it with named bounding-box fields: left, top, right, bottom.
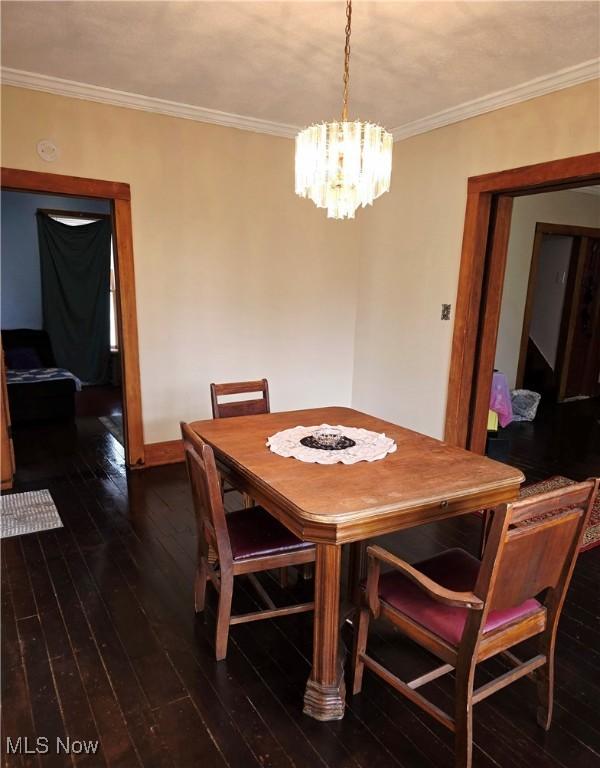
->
left=341, top=0, right=352, bottom=122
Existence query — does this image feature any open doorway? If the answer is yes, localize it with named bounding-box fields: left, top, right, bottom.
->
left=0, top=169, right=144, bottom=487
left=40, top=206, right=125, bottom=447
left=1, top=192, right=125, bottom=480
left=489, top=193, right=600, bottom=481
left=445, top=152, right=600, bottom=456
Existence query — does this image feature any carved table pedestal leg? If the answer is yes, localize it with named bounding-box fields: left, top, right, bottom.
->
left=303, top=543, right=346, bottom=721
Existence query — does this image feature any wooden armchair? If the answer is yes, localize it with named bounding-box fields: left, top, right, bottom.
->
left=351, top=478, right=599, bottom=768
left=181, top=422, right=315, bottom=660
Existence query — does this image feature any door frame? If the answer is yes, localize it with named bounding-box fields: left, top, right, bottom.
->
left=1, top=167, right=145, bottom=467
left=444, top=151, right=600, bottom=454
left=1, top=340, right=16, bottom=489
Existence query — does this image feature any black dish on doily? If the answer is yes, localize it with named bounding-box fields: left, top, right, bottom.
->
left=300, top=435, right=356, bottom=451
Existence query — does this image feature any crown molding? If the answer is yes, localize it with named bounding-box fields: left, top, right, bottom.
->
left=391, top=59, right=600, bottom=141
left=0, top=67, right=301, bottom=139
left=2, top=60, right=598, bottom=144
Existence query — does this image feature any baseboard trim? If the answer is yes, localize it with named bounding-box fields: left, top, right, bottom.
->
left=142, top=439, right=184, bottom=468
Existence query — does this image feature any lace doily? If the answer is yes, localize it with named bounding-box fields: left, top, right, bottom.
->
left=266, top=424, right=397, bottom=465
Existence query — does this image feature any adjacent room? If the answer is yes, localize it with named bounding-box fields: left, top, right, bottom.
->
left=1, top=190, right=125, bottom=483
left=1, top=3, right=599, bottom=768
left=488, top=186, right=600, bottom=494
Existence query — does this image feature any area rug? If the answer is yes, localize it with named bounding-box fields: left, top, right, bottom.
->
left=520, top=476, right=600, bottom=553
left=0, top=490, right=63, bottom=539
left=99, top=414, right=124, bottom=445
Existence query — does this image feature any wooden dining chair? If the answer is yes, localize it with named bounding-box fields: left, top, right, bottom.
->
left=210, top=378, right=270, bottom=507
left=181, top=422, right=315, bottom=661
left=351, top=478, right=598, bottom=768
left=210, top=378, right=270, bottom=419
left=209, top=377, right=300, bottom=582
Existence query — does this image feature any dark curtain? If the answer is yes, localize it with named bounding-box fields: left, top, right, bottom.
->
left=37, top=214, right=111, bottom=384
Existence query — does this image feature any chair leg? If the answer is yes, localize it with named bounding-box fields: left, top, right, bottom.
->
left=479, top=509, right=490, bottom=558
left=194, top=557, right=208, bottom=613
left=454, top=664, right=476, bottom=768
left=351, top=608, right=370, bottom=695
left=536, top=639, right=555, bottom=731
left=215, top=575, right=234, bottom=661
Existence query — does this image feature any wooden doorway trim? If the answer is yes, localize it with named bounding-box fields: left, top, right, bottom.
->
left=444, top=152, right=600, bottom=454
left=1, top=340, right=16, bottom=489
left=1, top=168, right=145, bottom=467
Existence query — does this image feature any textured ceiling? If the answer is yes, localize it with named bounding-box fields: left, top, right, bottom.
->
left=2, top=1, right=599, bottom=130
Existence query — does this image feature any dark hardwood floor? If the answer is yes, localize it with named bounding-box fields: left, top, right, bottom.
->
left=2, top=418, right=600, bottom=767
left=491, top=396, right=600, bottom=484
left=75, top=385, right=122, bottom=419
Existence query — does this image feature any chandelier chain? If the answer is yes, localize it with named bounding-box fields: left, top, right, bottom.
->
left=341, top=0, right=352, bottom=122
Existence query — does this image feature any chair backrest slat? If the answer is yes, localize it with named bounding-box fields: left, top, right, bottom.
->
left=215, top=398, right=269, bottom=419
left=180, top=422, right=232, bottom=566
left=210, top=379, right=270, bottom=419
left=510, top=482, right=595, bottom=523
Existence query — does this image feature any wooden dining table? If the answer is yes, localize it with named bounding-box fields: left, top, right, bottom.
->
left=190, top=406, right=524, bottom=721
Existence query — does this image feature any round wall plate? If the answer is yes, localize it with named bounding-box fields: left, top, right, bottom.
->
left=37, top=139, right=59, bottom=162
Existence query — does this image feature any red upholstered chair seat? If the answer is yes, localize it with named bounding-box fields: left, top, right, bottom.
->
left=378, top=548, right=541, bottom=645
left=227, top=506, right=313, bottom=561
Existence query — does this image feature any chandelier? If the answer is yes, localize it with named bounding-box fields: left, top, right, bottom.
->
left=295, top=0, right=393, bottom=220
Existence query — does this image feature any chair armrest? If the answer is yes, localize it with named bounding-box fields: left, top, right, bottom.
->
left=366, top=545, right=484, bottom=616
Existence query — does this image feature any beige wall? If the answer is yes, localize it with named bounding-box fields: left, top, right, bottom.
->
left=1, top=86, right=360, bottom=443
left=495, top=190, right=600, bottom=388
left=2, top=80, right=599, bottom=446
left=352, top=80, right=599, bottom=439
